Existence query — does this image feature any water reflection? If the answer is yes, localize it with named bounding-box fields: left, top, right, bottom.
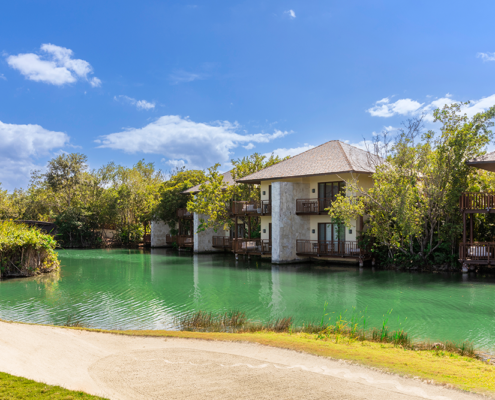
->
left=0, top=249, right=495, bottom=350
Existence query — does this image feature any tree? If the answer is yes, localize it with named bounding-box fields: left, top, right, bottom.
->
left=329, top=103, right=495, bottom=267
left=154, top=167, right=207, bottom=231
left=44, top=153, right=88, bottom=208
left=188, top=153, right=287, bottom=232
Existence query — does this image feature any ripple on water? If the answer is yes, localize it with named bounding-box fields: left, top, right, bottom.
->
left=1, top=249, right=495, bottom=350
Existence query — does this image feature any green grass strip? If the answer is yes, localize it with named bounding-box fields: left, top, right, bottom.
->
left=0, top=372, right=107, bottom=400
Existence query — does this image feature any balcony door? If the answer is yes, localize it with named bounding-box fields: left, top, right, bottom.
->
left=318, top=182, right=345, bottom=212
left=318, top=223, right=345, bottom=253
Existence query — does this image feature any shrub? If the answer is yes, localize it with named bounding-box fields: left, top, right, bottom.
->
left=0, top=220, right=59, bottom=277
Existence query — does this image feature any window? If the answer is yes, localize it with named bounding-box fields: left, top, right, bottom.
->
left=318, top=181, right=345, bottom=211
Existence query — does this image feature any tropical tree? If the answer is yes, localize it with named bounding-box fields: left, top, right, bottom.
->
left=328, top=103, right=495, bottom=267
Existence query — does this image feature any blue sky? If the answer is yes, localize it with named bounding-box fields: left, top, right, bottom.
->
left=2, top=1, right=495, bottom=191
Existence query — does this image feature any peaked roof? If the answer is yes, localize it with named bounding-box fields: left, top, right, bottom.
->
left=236, top=140, right=377, bottom=184
left=181, top=170, right=234, bottom=194
left=466, top=151, right=495, bottom=172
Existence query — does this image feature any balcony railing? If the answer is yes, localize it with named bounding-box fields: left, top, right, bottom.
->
left=460, top=192, right=495, bottom=211
left=234, top=238, right=271, bottom=254
left=296, top=240, right=364, bottom=258
left=232, top=201, right=271, bottom=216
left=296, top=198, right=334, bottom=215
left=459, top=242, right=495, bottom=262
left=177, top=208, right=193, bottom=219
left=177, top=235, right=193, bottom=247
left=165, top=234, right=177, bottom=244
left=212, top=236, right=232, bottom=249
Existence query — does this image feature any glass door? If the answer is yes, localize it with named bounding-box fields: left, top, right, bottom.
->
left=318, top=182, right=345, bottom=212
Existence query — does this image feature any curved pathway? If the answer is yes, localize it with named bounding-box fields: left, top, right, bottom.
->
left=0, top=322, right=486, bottom=399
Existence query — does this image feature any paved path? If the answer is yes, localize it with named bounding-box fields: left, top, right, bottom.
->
left=0, top=322, right=486, bottom=400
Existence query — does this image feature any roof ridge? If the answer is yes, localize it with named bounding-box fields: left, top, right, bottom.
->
left=337, top=141, right=353, bottom=170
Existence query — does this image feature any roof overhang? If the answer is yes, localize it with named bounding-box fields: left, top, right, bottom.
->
left=236, top=170, right=374, bottom=184
left=465, top=160, right=495, bottom=173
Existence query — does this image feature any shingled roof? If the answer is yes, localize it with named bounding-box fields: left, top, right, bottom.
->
left=466, top=151, right=495, bottom=173
left=236, top=140, right=377, bottom=184
left=182, top=170, right=234, bottom=194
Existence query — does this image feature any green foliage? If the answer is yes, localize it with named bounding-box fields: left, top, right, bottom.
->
left=154, top=167, right=207, bottom=231
left=55, top=208, right=102, bottom=248
left=0, top=220, right=59, bottom=276
left=0, top=371, right=107, bottom=399
left=329, top=103, right=495, bottom=267
left=188, top=153, right=287, bottom=232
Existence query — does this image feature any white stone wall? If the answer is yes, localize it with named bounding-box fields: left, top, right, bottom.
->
left=193, top=213, right=229, bottom=253
left=271, top=181, right=311, bottom=263
left=151, top=220, right=171, bottom=247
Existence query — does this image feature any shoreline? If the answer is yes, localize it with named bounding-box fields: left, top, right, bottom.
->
left=0, top=319, right=493, bottom=398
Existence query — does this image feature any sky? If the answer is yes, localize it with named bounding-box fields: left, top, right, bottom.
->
left=2, top=1, right=495, bottom=191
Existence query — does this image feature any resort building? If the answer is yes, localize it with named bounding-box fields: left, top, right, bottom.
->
left=459, top=151, right=495, bottom=268
left=235, top=140, right=375, bottom=265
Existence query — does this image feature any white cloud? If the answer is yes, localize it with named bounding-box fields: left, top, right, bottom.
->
left=164, top=159, right=186, bottom=169
left=264, top=144, right=315, bottom=159
left=477, top=52, right=495, bottom=62
left=285, top=9, right=296, bottom=18
left=114, top=95, right=155, bottom=110
left=0, top=120, right=69, bottom=190
left=97, top=115, right=289, bottom=168
left=367, top=98, right=424, bottom=117
left=169, top=70, right=205, bottom=84
left=6, top=44, right=100, bottom=86
left=367, top=93, right=495, bottom=122
left=243, top=143, right=255, bottom=150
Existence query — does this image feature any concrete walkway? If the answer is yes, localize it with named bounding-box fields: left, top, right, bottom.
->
left=0, top=321, right=486, bottom=400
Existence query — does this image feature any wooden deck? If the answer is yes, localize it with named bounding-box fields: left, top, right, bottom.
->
left=212, top=236, right=232, bottom=249
left=295, top=240, right=368, bottom=259
left=165, top=234, right=177, bottom=245
left=177, top=235, right=193, bottom=248
left=233, top=238, right=271, bottom=255
left=231, top=201, right=271, bottom=216
left=459, top=242, right=495, bottom=265
left=459, top=192, right=495, bottom=213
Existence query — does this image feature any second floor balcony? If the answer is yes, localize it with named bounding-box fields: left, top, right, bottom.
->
left=232, top=201, right=271, bottom=216
left=460, top=192, right=495, bottom=212
left=177, top=235, right=193, bottom=247
left=296, top=198, right=334, bottom=215
left=177, top=208, right=193, bottom=219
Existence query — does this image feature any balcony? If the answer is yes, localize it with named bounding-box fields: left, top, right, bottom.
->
left=165, top=234, right=177, bottom=244
left=232, top=201, right=271, bottom=216
left=212, top=236, right=232, bottom=249
left=233, top=238, right=271, bottom=255
left=177, top=208, right=193, bottom=219
left=459, top=242, right=495, bottom=264
left=296, top=198, right=334, bottom=215
left=177, top=235, right=193, bottom=247
left=460, top=192, right=495, bottom=212
left=295, top=240, right=365, bottom=258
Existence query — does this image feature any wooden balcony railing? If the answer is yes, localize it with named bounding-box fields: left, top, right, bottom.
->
left=296, top=198, right=334, bottom=214
left=212, top=236, right=232, bottom=249
left=177, top=235, right=193, bottom=247
left=165, top=234, right=177, bottom=244
left=232, top=201, right=271, bottom=216
left=459, top=242, right=495, bottom=261
left=296, top=240, right=364, bottom=258
left=177, top=208, right=193, bottom=219
left=143, top=234, right=151, bottom=244
left=460, top=192, right=495, bottom=211
left=233, top=238, right=271, bottom=254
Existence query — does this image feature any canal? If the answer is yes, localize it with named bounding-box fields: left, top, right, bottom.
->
left=1, top=248, right=494, bottom=350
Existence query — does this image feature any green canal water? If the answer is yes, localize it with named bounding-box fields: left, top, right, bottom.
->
left=1, top=248, right=494, bottom=350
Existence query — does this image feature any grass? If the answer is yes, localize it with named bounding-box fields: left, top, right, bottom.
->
left=0, top=371, right=107, bottom=399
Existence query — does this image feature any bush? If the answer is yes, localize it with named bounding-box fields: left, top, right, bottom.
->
left=0, top=220, right=59, bottom=277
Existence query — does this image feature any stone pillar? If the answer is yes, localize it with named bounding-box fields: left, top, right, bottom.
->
left=151, top=221, right=171, bottom=247
left=271, top=181, right=310, bottom=263
left=193, top=213, right=227, bottom=253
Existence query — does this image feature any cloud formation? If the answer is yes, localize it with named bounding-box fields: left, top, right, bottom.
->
left=285, top=9, right=296, bottom=18
left=367, top=94, right=495, bottom=122
left=477, top=52, right=495, bottom=62
left=114, top=95, right=155, bottom=110
left=97, top=115, right=289, bottom=168
left=169, top=70, right=205, bottom=84
left=0, top=120, right=69, bottom=190
left=6, top=44, right=101, bottom=87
